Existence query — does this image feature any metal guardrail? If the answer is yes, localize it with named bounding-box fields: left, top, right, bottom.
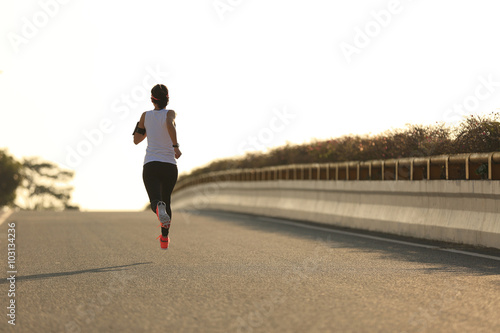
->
left=174, top=152, right=500, bottom=192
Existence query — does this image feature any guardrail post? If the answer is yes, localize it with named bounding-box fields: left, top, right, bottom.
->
left=426, top=158, right=431, bottom=180
left=488, top=152, right=494, bottom=180
left=410, top=159, right=414, bottom=181
left=465, top=154, right=470, bottom=180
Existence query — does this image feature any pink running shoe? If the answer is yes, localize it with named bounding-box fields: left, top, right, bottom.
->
left=157, top=235, right=170, bottom=250
left=156, top=201, right=171, bottom=228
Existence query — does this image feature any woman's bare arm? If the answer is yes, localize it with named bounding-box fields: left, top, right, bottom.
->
left=166, top=110, right=182, bottom=159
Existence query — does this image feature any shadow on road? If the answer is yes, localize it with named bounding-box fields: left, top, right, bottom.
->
left=192, top=210, right=500, bottom=277
left=0, top=262, right=152, bottom=284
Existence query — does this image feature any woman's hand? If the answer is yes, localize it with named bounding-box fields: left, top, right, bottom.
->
left=174, top=147, right=182, bottom=159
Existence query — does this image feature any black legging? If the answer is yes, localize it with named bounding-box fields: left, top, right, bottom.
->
left=143, top=161, right=178, bottom=236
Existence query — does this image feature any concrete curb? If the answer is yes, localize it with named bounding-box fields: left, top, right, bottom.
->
left=172, top=180, right=500, bottom=249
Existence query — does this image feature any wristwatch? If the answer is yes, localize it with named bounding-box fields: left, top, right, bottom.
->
left=172, top=144, right=180, bottom=148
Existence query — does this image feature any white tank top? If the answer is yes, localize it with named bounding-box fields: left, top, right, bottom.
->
left=143, top=109, right=177, bottom=165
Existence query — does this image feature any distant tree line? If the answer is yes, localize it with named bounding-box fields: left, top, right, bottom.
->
left=0, top=150, right=78, bottom=210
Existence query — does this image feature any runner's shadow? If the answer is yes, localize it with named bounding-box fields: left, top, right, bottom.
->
left=0, top=262, right=152, bottom=283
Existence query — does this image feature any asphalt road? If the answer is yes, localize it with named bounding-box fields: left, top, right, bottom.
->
left=1, top=210, right=499, bottom=333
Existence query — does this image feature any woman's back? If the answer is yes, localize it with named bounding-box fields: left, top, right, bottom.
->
left=144, top=109, right=176, bottom=165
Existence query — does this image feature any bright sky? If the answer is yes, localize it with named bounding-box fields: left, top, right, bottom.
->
left=1, top=0, right=499, bottom=211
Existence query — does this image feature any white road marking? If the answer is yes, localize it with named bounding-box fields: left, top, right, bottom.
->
left=256, top=216, right=500, bottom=262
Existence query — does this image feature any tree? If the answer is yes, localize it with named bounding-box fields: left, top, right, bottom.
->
left=0, top=149, right=22, bottom=207
left=17, top=157, right=79, bottom=211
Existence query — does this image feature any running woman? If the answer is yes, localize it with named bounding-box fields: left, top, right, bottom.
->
left=133, top=84, right=182, bottom=250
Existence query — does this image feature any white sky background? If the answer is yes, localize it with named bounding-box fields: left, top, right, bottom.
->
left=1, top=0, right=499, bottom=211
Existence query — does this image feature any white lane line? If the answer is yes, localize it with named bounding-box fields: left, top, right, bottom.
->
left=0, top=210, right=14, bottom=226
left=256, top=216, right=500, bottom=262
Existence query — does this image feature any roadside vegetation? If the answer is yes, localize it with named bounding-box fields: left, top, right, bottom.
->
left=0, top=150, right=78, bottom=210
left=181, top=112, right=500, bottom=182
